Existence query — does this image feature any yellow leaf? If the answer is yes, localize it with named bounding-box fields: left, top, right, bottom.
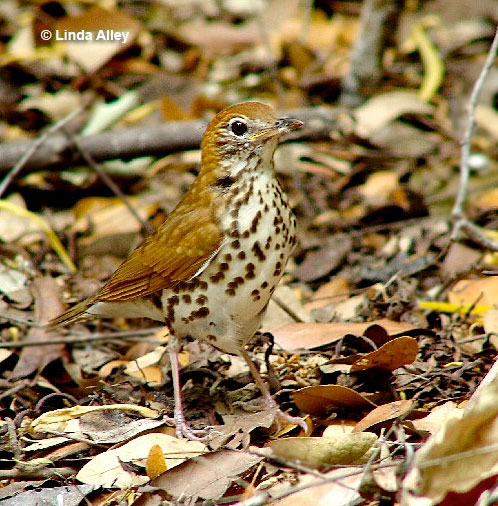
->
left=411, top=23, right=445, bottom=102
left=146, top=444, right=167, bottom=479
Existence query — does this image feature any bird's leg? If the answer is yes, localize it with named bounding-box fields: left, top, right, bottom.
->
left=240, top=348, right=309, bottom=434
left=168, top=335, right=211, bottom=441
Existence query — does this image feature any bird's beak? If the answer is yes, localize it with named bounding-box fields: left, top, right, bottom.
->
left=276, top=117, right=304, bottom=133
left=250, top=117, right=303, bottom=141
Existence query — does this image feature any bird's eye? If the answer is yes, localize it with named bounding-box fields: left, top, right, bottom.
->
left=229, top=119, right=248, bottom=136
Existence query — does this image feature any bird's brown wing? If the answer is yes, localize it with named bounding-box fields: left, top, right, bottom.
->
left=95, top=202, right=222, bottom=302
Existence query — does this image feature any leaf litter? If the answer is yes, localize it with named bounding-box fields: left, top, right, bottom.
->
left=1, top=0, right=498, bottom=504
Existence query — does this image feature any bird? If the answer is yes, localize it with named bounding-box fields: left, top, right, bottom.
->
left=49, top=101, right=306, bottom=439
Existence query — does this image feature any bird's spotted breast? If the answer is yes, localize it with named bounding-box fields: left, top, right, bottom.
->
left=160, top=169, right=296, bottom=354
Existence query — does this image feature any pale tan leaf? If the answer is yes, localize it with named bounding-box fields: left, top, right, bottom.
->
left=411, top=402, right=460, bottom=435
left=402, top=365, right=498, bottom=505
left=272, top=468, right=363, bottom=506
left=270, top=433, right=377, bottom=469
left=76, top=433, right=206, bottom=489
left=354, top=91, right=434, bottom=138
left=273, top=319, right=417, bottom=350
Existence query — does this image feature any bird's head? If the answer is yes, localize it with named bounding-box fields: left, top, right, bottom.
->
left=201, top=102, right=303, bottom=178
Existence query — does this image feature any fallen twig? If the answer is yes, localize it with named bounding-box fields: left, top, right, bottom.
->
left=451, top=27, right=498, bottom=249
left=0, top=106, right=341, bottom=174
left=69, top=130, right=155, bottom=235
left=0, top=327, right=163, bottom=348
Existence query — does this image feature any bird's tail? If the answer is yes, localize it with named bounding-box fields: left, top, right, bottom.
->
left=47, top=299, right=92, bottom=328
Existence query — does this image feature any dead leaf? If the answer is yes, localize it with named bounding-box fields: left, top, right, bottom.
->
left=72, top=196, right=159, bottom=256
left=10, top=277, right=65, bottom=379
left=146, top=444, right=167, bottom=479
left=0, top=484, right=96, bottom=506
left=350, top=337, right=418, bottom=372
left=272, top=467, right=363, bottom=506
left=483, top=309, right=498, bottom=350
left=293, top=234, right=352, bottom=282
left=353, top=400, right=413, bottom=433
left=135, top=449, right=261, bottom=502
left=305, top=277, right=350, bottom=311
left=402, top=364, right=498, bottom=505
left=441, top=242, right=482, bottom=278
left=270, top=433, right=377, bottom=468
left=448, top=277, right=498, bottom=307
left=475, top=104, right=498, bottom=140
left=273, top=319, right=417, bottom=350
left=410, top=402, right=460, bottom=435
left=76, top=433, right=206, bottom=488
left=31, top=404, right=160, bottom=435
left=293, top=385, right=376, bottom=416
left=354, top=91, right=434, bottom=138
left=358, top=171, right=400, bottom=207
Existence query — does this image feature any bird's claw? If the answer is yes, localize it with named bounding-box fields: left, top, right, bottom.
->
left=264, top=396, right=309, bottom=434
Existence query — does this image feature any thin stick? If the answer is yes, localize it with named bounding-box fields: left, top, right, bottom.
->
left=0, top=101, right=89, bottom=198
left=0, top=106, right=340, bottom=173
left=0, top=327, right=163, bottom=348
left=451, top=28, right=498, bottom=243
left=69, top=132, right=155, bottom=235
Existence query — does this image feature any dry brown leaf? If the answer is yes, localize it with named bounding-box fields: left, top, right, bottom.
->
left=475, top=187, right=498, bottom=211
left=293, top=385, right=376, bottom=416
left=353, top=400, right=413, bottom=433
left=475, top=104, right=498, bottom=140
left=10, top=277, right=65, bottom=379
left=448, top=277, right=498, bottom=307
left=273, top=319, right=417, bottom=350
left=270, top=433, right=377, bottom=469
left=293, top=234, right=352, bottom=282
left=72, top=196, right=159, bottom=255
left=140, top=449, right=262, bottom=502
left=31, top=404, right=159, bottom=434
left=441, top=242, right=482, bottom=278
left=350, top=337, right=418, bottom=372
left=358, top=171, right=400, bottom=206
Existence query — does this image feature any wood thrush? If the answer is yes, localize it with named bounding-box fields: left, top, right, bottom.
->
left=49, top=102, right=305, bottom=439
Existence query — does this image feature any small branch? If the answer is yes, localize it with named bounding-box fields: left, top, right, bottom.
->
left=452, top=27, right=498, bottom=221
left=0, top=107, right=340, bottom=174
left=0, top=467, right=75, bottom=479
left=0, top=327, right=163, bottom=348
left=450, top=28, right=498, bottom=249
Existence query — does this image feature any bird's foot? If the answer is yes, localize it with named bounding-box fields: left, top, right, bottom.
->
left=171, top=409, right=215, bottom=442
left=275, top=408, right=309, bottom=434
left=265, top=397, right=309, bottom=434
